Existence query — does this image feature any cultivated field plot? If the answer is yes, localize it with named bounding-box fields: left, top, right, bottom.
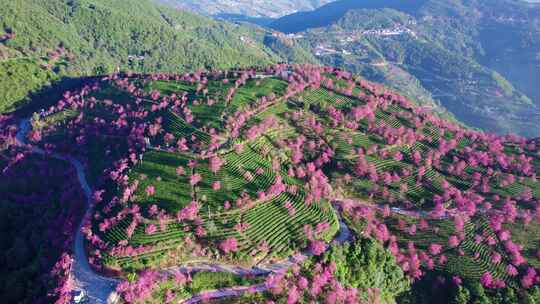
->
left=101, top=145, right=338, bottom=270
left=389, top=215, right=514, bottom=282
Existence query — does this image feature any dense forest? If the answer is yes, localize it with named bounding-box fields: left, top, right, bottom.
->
left=0, top=153, right=86, bottom=303
left=0, top=0, right=313, bottom=114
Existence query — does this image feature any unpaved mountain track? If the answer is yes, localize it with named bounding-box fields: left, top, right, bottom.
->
left=16, top=119, right=119, bottom=304
left=14, top=117, right=424, bottom=304
left=174, top=212, right=352, bottom=304
left=13, top=118, right=425, bottom=304
left=15, top=118, right=353, bottom=304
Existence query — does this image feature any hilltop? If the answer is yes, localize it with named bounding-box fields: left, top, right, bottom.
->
left=269, top=0, right=428, bottom=33
left=3, top=64, right=539, bottom=303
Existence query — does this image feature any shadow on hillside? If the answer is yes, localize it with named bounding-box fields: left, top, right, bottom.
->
left=13, top=75, right=101, bottom=118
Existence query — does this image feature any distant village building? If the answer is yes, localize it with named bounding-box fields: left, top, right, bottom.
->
left=362, top=26, right=415, bottom=37
left=239, top=36, right=255, bottom=45
left=286, top=33, right=304, bottom=39
left=314, top=44, right=352, bottom=57
left=128, top=55, right=145, bottom=62
left=271, top=32, right=303, bottom=40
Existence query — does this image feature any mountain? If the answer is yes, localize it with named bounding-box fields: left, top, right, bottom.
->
left=0, top=0, right=314, bottom=114
left=8, top=64, right=539, bottom=304
left=268, top=0, right=540, bottom=137
left=155, top=0, right=336, bottom=18
left=270, top=0, right=428, bottom=33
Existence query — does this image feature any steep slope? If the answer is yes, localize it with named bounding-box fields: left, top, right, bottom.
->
left=0, top=0, right=301, bottom=114
left=0, top=145, right=89, bottom=303
left=155, top=0, right=335, bottom=18
left=269, top=0, right=540, bottom=137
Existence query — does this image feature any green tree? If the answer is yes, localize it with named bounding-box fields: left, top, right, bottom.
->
left=452, top=286, right=471, bottom=304
left=469, top=282, right=491, bottom=304
left=524, top=286, right=540, bottom=304
left=323, top=238, right=410, bottom=302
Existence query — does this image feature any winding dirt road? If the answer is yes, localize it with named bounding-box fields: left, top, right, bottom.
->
left=173, top=214, right=352, bottom=304
left=13, top=118, right=368, bottom=303
left=176, top=198, right=505, bottom=304
left=16, top=119, right=120, bottom=304
left=13, top=118, right=362, bottom=304
left=182, top=284, right=267, bottom=304
left=13, top=117, right=465, bottom=304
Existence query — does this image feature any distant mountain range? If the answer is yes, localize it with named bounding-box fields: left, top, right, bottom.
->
left=267, top=0, right=540, bottom=137
left=155, top=0, right=335, bottom=18
left=270, top=0, right=427, bottom=33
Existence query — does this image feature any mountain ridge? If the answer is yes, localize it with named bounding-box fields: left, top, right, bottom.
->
left=155, top=0, right=335, bottom=18
left=267, top=0, right=540, bottom=137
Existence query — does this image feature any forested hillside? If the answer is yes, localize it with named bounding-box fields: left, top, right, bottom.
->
left=270, top=0, right=428, bottom=33
left=0, top=0, right=313, bottom=114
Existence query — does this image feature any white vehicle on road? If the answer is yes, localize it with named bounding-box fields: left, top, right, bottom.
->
left=72, top=290, right=87, bottom=304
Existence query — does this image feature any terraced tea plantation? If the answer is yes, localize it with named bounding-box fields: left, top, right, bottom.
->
left=70, top=70, right=343, bottom=271
left=29, top=64, right=540, bottom=303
